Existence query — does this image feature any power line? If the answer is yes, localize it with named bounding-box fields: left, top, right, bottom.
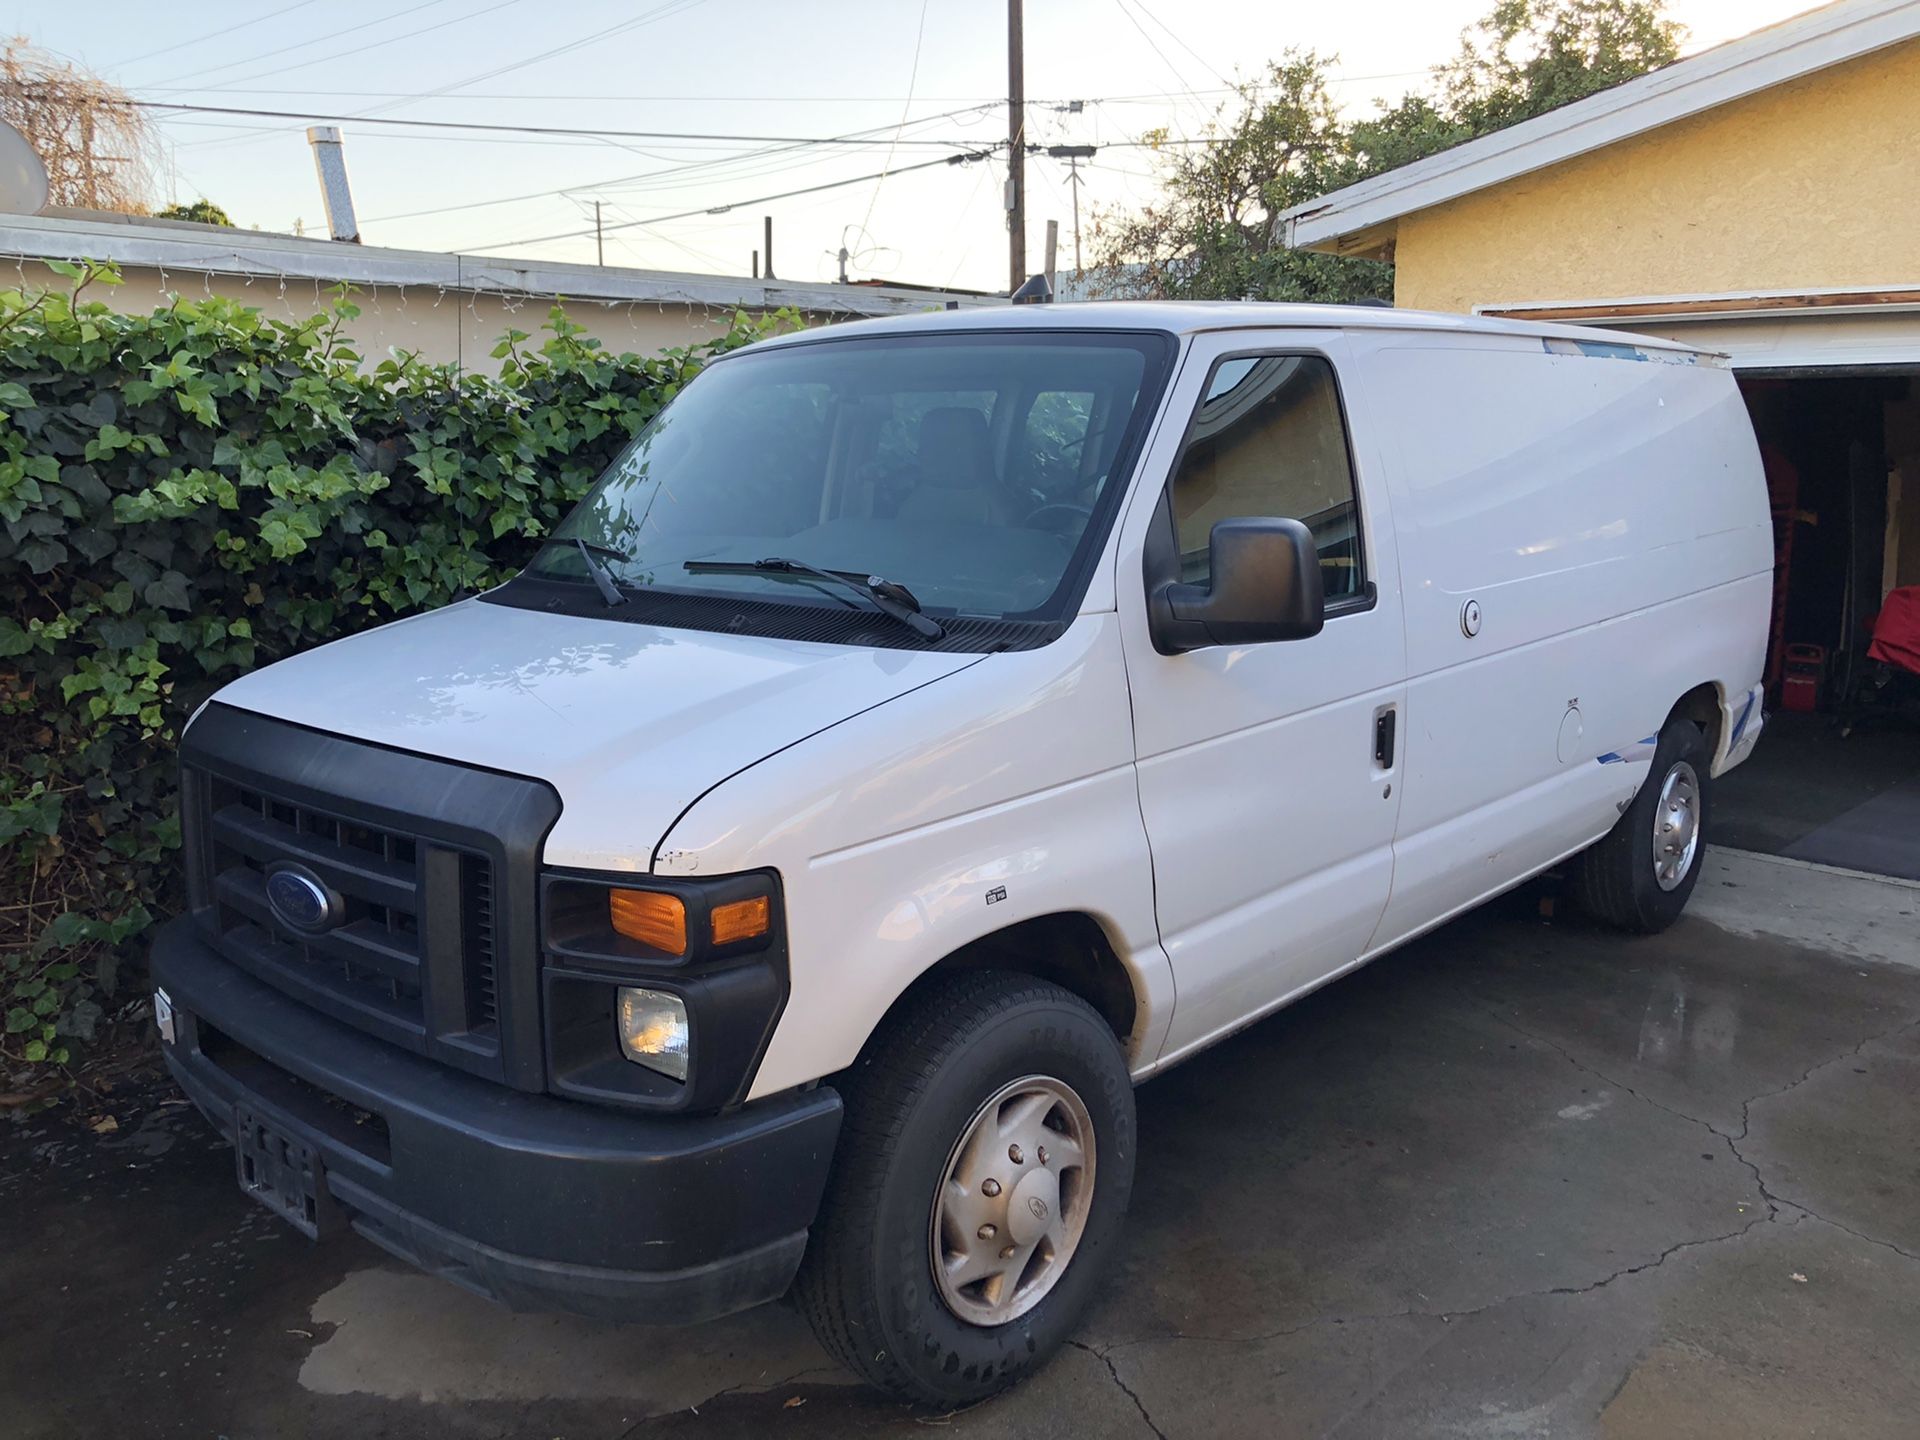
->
left=146, top=87, right=1017, bottom=102
left=1111, top=0, right=1202, bottom=98
left=1121, top=0, right=1236, bottom=89
left=360, top=105, right=998, bottom=224
left=857, top=0, right=933, bottom=243
left=355, top=0, right=710, bottom=118
left=134, top=99, right=997, bottom=148
left=148, top=0, right=463, bottom=89
left=109, top=0, right=324, bottom=71
left=474, top=149, right=998, bottom=253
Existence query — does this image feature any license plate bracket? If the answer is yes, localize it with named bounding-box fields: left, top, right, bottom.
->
left=234, top=1104, right=342, bottom=1240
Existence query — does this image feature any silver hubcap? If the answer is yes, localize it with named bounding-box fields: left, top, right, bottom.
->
left=930, top=1075, right=1095, bottom=1327
left=1652, top=759, right=1701, bottom=891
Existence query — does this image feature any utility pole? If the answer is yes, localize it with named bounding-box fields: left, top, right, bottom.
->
left=1046, top=144, right=1096, bottom=271
left=1043, top=218, right=1058, bottom=294
left=593, top=200, right=604, bottom=266
left=763, top=215, right=775, bottom=279
left=1006, top=0, right=1026, bottom=294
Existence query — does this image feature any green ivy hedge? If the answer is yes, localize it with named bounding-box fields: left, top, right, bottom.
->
left=1, top=260, right=783, bottom=1073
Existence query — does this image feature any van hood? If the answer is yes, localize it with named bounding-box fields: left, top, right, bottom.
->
left=208, top=597, right=982, bottom=872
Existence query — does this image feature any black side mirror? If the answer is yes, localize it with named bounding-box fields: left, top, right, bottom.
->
left=1149, top=517, right=1325, bottom=654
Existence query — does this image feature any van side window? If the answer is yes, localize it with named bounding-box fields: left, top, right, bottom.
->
left=1169, top=355, right=1363, bottom=600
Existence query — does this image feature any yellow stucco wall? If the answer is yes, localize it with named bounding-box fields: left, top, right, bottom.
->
left=3, top=258, right=788, bottom=375
left=1391, top=38, right=1920, bottom=314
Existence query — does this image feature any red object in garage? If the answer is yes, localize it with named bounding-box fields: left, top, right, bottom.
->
left=1781, top=643, right=1826, bottom=712
left=1867, top=587, right=1920, bottom=678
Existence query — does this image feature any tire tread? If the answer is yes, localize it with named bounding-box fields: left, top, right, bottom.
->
left=793, top=969, right=1109, bottom=1399
left=1573, top=716, right=1710, bottom=933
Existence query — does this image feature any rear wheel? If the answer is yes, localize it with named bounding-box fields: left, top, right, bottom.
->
left=1574, top=714, right=1712, bottom=932
left=794, top=970, right=1135, bottom=1407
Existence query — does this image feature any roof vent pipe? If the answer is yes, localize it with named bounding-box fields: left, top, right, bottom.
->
left=305, top=126, right=361, bottom=243
left=1010, top=272, right=1052, bottom=305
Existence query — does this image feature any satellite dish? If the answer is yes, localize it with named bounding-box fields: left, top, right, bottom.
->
left=0, top=120, right=50, bottom=215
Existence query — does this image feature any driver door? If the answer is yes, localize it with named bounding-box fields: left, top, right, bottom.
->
left=1114, top=329, right=1408, bottom=1066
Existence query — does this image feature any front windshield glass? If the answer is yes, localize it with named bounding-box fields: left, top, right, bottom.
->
left=525, top=331, right=1169, bottom=627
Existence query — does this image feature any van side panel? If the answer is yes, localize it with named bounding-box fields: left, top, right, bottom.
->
left=649, top=612, right=1176, bottom=1101
left=1351, top=332, right=1772, bottom=950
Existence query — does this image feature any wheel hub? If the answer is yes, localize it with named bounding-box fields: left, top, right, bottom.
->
left=1007, top=1167, right=1061, bottom=1247
left=930, top=1074, right=1095, bottom=1328
left=1652, top=759, right=1701, bottom=891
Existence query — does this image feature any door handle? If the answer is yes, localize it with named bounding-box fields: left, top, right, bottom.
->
left=1374, top=708, right=1397, bottom=769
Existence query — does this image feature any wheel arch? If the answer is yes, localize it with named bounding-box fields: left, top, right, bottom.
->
left=1667, top=681, right=1725, bottom=758
left=879, top=911, right=1144, bottom=1058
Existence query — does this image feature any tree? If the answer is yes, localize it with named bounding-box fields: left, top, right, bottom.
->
left=1436, top=0, right=1681, bottom=136
left=1083, top=53, right=1393, bottom=304
left=1088, top=0, right=1685, bottom=302
left=0, top=37, right=157, bottom=212
left=155, top=199, right=235, bottom=227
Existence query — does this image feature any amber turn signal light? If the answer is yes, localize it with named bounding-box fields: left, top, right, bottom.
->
left=608, top=889, right=687, bottom=954
left=709, top=894, right=771, bottom=946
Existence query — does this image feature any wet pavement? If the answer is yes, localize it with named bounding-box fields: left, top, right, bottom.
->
left=5, top=850, right=1918, bottom=1439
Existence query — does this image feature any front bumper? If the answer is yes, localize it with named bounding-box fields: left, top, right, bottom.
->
left=151, top=917, right=842, bottom=1324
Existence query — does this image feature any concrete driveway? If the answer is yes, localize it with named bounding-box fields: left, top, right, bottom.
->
left=5, top=850, right=1917, bottom=1439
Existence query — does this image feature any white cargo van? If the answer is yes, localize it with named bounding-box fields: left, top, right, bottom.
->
left=152, top=302, right=1770, bottom=1405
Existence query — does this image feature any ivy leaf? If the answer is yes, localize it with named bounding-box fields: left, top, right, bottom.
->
left=16, top=537, right=68, bottom=574
left=142, top=570, right=193, bottom=612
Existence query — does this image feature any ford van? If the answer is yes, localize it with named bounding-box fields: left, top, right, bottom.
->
left=151, top=302, right=1771, bottom=1405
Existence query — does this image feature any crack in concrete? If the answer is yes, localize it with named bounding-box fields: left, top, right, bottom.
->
left=1733, top=1014, right=1920, bottom=1142
left=1480, top=1005, right=1792, bottom=1226
left=618, top=1364, right=840, bottom=1435
left=1776, top=1204, right=1920, bottom=1266
left=1100, top=1208, right=1778, bottom=1355
left=1067, top=1340, right=1169, bottom=1440
left=1478, top=1005, right=1725, bottom=1135
left=1091, top=1009, right=1920, bottom=1360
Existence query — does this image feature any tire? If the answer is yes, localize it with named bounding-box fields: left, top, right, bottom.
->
left=1573, top=714, right=1712, bottom=933
left=793, top=970, right=1136, bottom=1407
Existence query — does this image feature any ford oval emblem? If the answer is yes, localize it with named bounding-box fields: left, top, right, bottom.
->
left=265, top=864, right=334, bottom=933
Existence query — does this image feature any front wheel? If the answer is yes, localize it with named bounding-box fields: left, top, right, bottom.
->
left=1573, top=714, right=1712, bottom=932
left=793, top=971, right=1135, bottom=1407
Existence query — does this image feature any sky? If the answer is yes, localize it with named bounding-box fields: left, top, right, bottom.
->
left=9, top=0, right=1825, bottom=293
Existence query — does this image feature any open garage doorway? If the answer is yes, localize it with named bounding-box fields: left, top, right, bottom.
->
left=1714, top=369, right=1920, bottom=879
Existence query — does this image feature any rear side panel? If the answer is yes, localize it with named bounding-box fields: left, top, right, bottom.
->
left=1352, top=332, right=1771, bottom=949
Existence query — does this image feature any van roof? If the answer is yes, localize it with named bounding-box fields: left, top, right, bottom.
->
left=749, top=299, right=1717, bottom=358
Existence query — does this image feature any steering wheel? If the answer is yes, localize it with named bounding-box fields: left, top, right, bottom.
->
left=1024, top=501, right=1093, bottom=535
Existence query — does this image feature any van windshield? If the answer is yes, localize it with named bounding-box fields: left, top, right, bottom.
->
left=521, top=331, right=1171, bottom=636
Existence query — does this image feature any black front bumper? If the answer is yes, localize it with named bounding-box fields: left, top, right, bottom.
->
left=151, top=917, right=843, bottom=1324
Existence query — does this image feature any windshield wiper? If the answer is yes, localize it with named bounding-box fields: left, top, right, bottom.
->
left=538, top=536, right=628, bottom=608
left=684, top=557, right=946, bottom=640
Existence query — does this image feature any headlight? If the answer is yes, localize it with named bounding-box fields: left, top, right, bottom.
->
left=617, top=987, right=689, bottom=1081
left=540, top=868, right=787, bottom=1112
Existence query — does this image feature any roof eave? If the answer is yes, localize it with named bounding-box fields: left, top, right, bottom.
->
left=0, top=211, right=995, bottom=316
left=1278, top=0, right=1920, bottom=251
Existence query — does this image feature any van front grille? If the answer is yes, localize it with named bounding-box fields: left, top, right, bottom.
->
left=179, top=704, right=561, bottom=1090
left=210, top=783, right=428, bottom=1025
left=197, top=775, right=502, bottom=1069
left=460, top=853, right=499, bottom=1034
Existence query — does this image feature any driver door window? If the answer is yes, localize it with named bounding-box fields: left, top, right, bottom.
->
left=1169, top=355, right=1363, bottom=599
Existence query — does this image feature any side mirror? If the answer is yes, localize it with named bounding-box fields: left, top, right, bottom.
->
left=1149, top=517, right=1325, bottom=654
